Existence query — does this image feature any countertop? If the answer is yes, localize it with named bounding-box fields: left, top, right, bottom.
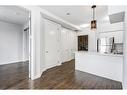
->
left=75, top=51, right=123, bottom=57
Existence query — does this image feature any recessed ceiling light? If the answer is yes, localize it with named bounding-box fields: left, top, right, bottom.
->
left=79, top=24, right=90, bottom=28
left=66, top=13, right=70, bottom=15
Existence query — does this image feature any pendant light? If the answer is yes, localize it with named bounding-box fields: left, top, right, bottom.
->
left=91, top=5, right=97, bottom=30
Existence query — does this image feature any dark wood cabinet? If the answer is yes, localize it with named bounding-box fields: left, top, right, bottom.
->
left=78, top=35, right=88, bottom=51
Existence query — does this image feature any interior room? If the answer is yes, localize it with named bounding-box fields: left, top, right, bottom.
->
left=0, top=6, right=30, bottom=89
left=0, top=5, right=127, bottom=90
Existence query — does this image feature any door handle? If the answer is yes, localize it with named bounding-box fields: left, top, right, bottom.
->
left=46, top=51, right=48, bottom=53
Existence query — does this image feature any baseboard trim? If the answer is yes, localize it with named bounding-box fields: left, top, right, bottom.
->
left=40, top=63, right=62, bottom=77
left=31, top=73, right=42, bottom=80
left=62, top=59, right=75, bottom=64
left=0, top=60, right=29, bottom=65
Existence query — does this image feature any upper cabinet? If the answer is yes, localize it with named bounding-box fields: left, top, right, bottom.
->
left=108, top=6, right=125, bottom=24
left=114, top=31, right=123, bottom=43
left=98, top=31, right=123, bottom=43
left=98, top=22, right=124, bottom=32
left=61, top=27, right=77, bottom=62
left=98, top=22, right=124, bottom=43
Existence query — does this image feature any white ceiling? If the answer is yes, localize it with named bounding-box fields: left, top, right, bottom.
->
left=0, top=6, right=29, bottom=25
left=40, top=6, right=109, bottom=27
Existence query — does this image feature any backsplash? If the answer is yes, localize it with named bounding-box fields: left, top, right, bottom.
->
left=114, top=43, right=123, bottom=54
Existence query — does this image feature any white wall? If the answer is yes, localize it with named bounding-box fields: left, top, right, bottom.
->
left=23, top=30, right=29, bottom=61
left=24, top=21, right=29, bottom=29
left=31, top=8, right=42, bottom=79
left=40, top=16, right=45, bottom=73
left=77, top=28, right=96, bottom=52
left=23, top=21, right=29, bottom=61
left=123, top=8, right=127, bottom=89
left=0, top=21, right=24, bottom=65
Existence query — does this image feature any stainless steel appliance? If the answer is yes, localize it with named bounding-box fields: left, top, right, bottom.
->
left=97, top=37, right=114, bottom=54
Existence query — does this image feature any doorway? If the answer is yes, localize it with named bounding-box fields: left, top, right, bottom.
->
left=78, top=35, right=88, bottom=51
left=0, top=6, right=31, bottom=89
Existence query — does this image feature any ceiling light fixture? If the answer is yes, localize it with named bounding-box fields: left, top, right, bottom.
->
left=91, top=5, right=97, bottom=30
left=79, top=24, right=90, bottom=28
left=66, top=12, right=70, bottom=15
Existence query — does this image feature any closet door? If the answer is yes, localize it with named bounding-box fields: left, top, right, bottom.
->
left=44, top=19, right=61, bottom=69
left=67, top=30, right=73, bottom=61
left=61, top=28, right=77, bottom=62
left=71, top=31, right=76, bottom=59
left=61, top=28, right=68, bottom=63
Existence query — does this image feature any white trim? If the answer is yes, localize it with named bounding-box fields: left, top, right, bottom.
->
left=31, top=73, right=41, bottom=80
left=41, top=63, right=62, bottom=76
left=0, top=60, right=28, bottom=65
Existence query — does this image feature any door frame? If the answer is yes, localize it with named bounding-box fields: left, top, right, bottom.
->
left=19, top=6, right=32, bottom=79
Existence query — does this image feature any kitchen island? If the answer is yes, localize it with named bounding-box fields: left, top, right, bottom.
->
left=75, top=51, right=123, bottom=82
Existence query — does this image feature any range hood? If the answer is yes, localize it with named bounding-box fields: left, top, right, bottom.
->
left=109, top=12, right=125, bottom=24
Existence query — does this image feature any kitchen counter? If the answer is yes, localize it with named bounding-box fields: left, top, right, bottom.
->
left=75, top=51, right=123, bottom=57
left=75, top=51, right=123, bottom=82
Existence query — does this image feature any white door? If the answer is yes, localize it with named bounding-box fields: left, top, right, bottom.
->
left=61, top=28, right=69, bottom=63
left=61, top=28, right=77, bottom=63
left=71, top=31, right=77, bottom=59
left=44, top=19, right=61, bottom=69
left=70, top=31, right=74, bottom=59
left=67, top=30, right=72, bottom=61
left=23, top=30, right=29, bottom=61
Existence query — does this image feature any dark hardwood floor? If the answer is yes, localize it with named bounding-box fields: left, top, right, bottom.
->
left=0, top=61, right=29, bottom=89
left=0, top=60, right=122, bottom=89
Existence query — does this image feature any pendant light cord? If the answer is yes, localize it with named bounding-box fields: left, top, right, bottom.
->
left=93, top=7, right=95, bottom=20
left=92, top=5, right=96, bottom=20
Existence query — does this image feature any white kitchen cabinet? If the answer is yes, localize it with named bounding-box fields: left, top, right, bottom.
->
left=98, top=22, right=124, bottom=33
left=99, top=31, right=123, bottom=43
left=98, top=22, right=124, bottom=43
left=114, top=31, right=123, bottom=43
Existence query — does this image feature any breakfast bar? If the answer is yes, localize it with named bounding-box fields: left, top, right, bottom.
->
left=75, top=51, right=123, bottom=82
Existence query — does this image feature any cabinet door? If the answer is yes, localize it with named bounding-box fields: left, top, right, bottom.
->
left=67, top=30, right=72, bottom=61
left=99, top=31, right=123, bottom=43
left=114, top=31, right=123, bottom=43
left=44, top=19, right=61, bottom=69
left=71, top=31, right=77, bottom=59
left=61, top=28, right=77, bottom=62
left=61, top=28, right=68, bottom=63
